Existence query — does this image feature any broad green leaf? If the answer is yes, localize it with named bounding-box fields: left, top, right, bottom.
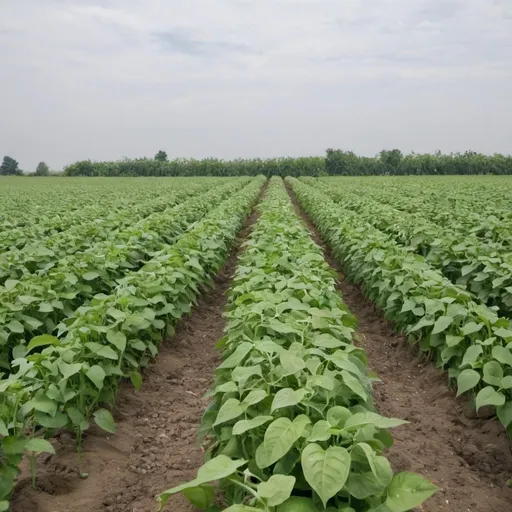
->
left=0, top=419, right=8, bottom=436
left=32, top=392, right=57, bottom=415
left=242, top=390, right=267, bottom=408
left=35, top=411, right=68, bottom=429
left=85, top=342, right=119, bottom=360
left=256, top=415, right=310, bottom=469
left=214, top=399, right=244, bottom=426
left=346, top=471, right=388, bottom=500
left=106, top=329, right=127, bottom=352
left=216, top=382, right=238, bottom=393
left=271, top=388, right=306, bottom=412
left=313, top=333, right=344, bottom=348
left=58, top=361, right=82, bottom=380
left=301, top=443, right=351, bottom=507
left=494, top=327, right=512, bottom=340
left=492, top=345, right=512, bottom=367
left=86, top=365, right=106, bottom=390
left=268, top=319, right=299, bottom=334
left=258, top=474, right=296, bottom=506
left=280, top=351, right=306, bottom=376
left=6, top=320, right=24, bottom=334
left=183, top=484, right=215, bottom=509
left=475, top=386, right=505, bottom=411
left=83, top=271, right=100, bottom=281
left=39, top=302, right=54, bottom=313
left=130, top=371, right=143, bottom=391
left=341, top=371, right=367, bottom=401
left=461, top=345, right=483, bottom=367
left=4, top=279, right=19, bottom=291
left=218, top=342, right=253, bottom=369
left=93, top=409, right=116, bottom=433
left=445, top=335, right=463, bottom=347
left=326, top=406, right=352, bottom=428
left=27, top=334, right=60, bottom=351
left=400, top=299, right=416, bottom=313
left=431, top=315, right=453, bottom=334
left=330, top=352, right=363, bottom=377
left=344, top=412, right=407, bottom=431
left=461, top=322, right=483, bottom=336
left=233, top=416, right=273, bottom=435
left=232, top=365, right=262, bottom=385
left=158, top=456, right=246, bottom=509
left=66, top=406, right=85, bottom=427
left=25, top=438, right=55, bottom=454
left=497, top=401, right=512, bottom=428
left=275, top=497, right=317, bottom=511
left=352, top=443, right=392, bottom=485
left=483, top=361, right=503, bottom=387
left=2, top=436, right=28, bottom=455
left=385, top=472, right=438, bottom=512
left=456, top=369, right=481, bottom=396
left=308, top=420, right=331, bottom=442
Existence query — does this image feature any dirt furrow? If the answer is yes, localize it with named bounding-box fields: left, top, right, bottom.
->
left=11, top=188, right=266, bottom=512
left=285, top=182, right=512, bottom=512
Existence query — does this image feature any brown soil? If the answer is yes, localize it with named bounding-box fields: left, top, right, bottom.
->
left=285, top=182, right=512, bottom=512
left=10, top=187, right=266, bottom=512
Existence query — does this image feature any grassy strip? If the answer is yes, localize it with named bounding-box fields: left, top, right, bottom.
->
left=159, top=178, right=436, bottom=512
left=0, top=176, right=265, bottom=509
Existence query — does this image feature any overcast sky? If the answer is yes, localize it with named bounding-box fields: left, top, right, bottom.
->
left=1, top=0, right=511, bottom=171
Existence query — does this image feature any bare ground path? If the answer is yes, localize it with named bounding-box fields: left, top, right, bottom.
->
left=285, top=182, right=512, bottom=512
left=11, top=187, right=266, bottom=512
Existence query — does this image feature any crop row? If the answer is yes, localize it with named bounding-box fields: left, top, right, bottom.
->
left=160, top=178, right=436, bottom=512
left=0, top=178, right=251, bottom=371
left=0, top=178, right=218, bottom=252
left=288, top=178, right=512, bottom=434
left=315, top=177, right=512, bottom=241
left=0, top=179, right=217, bottom=264
left=306, top=179, right=512, bottom=317
left=0, top=176, right=265, bottom=509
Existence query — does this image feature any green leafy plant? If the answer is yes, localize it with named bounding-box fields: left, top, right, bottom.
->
left=158, top=177, right=436, bottom=511
left=0, top=176, right=266, bottom=508
left=288, top=177, right=512, bottom=435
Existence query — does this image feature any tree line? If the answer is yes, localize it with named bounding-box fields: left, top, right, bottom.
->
left=0, top=156, right=51, bottom=176
left=62, top=149, right=512, bottom=176
left=3, top=149, right=512, bottom=177
left=325, top=149, right=512, bottom=176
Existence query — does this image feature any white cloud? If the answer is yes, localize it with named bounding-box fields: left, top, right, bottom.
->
left=0, top=0, right=511, bottom=170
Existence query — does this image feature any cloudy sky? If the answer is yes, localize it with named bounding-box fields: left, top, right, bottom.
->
left=1, top=0, right=511, bottom=170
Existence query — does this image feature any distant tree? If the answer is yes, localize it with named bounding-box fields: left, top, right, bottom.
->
left=0, top=156, right=21, bottom=175
left=155, top=150, right=168, bottom=162
left=35, top=161, right=50, bottom=176
left=379, top=149, right=403, bottom=174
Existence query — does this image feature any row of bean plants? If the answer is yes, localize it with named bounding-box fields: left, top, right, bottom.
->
left=0, top=179, right=250, bottom=371
left=288, top=178, right=512, bottom=435
left=0, top=177, right=265, bottom=510
left=306, top=180, right=512, bottom=317
left=0, top=178, right=215, bottom=252
left=159, top=178, right=437, bottom=512
left=0, top=179, right=215, bottom=271
left=316, top=177, right=512, bottom=245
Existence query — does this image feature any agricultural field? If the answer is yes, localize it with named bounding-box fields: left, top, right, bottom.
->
left=1, top=175, right=512, bottom=512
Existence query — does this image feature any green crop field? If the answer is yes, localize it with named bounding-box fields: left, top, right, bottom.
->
left=1, top=175, right=512, bottom=512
